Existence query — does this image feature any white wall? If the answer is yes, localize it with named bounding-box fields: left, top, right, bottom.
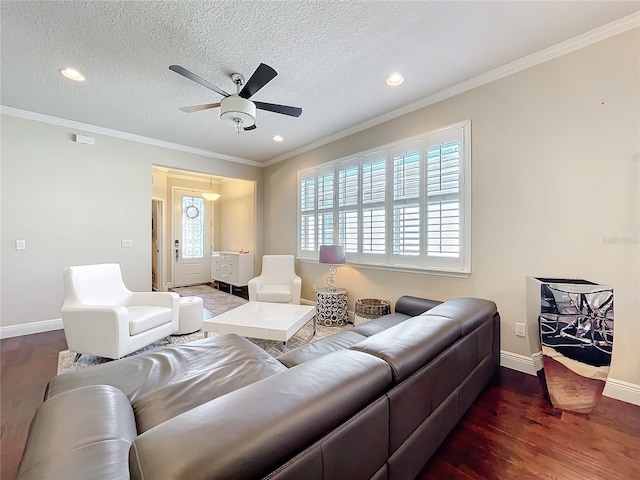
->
left=262, top=29, right=640, bottom=387
left=219, top=179, right=256, bottom=254
left=0, top=116, right=262, bottom=333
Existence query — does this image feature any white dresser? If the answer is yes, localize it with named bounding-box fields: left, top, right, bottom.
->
left=211, top=251, right=254, bottom=293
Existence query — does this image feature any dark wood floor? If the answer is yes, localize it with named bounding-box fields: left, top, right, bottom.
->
left=1, top=330, right=68, bottom=480
left=418, top=367, right=640, bottom=479
left=2, top=331, right=639, bottom=480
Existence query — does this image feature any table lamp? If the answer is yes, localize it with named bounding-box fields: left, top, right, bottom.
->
left=319, top=245, right=345, bottom=292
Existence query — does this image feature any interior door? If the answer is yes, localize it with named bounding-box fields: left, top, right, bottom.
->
left=173, top=187, right=212, bottom=287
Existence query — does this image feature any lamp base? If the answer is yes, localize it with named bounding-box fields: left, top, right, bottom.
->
left=326, top=264, right=337, bottom=291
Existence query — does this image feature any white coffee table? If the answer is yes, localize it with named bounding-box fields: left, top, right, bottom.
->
left=203, top=301, right=316, bottom=348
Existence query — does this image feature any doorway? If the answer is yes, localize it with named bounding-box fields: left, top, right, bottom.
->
left=152, top=166, right=256, bottom=290
left=172, top=186, right=213, bottom=287
left=151, top=198, right=164, bottom=291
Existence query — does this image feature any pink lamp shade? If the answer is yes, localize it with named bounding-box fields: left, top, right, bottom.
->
left=319, top=245, right=345, bottom=264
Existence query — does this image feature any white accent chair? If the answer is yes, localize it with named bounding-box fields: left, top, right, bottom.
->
left=61, top=263, right=180, bottom=359
left=248, top=255, right=302, bottom=305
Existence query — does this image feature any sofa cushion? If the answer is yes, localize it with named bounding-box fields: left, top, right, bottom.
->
left=257, top=284, right=293, bottom=303
left=351, top=313, right=411, bottom=336
left=47, top=335, right=287, bottom=432
left=129, top=349, right=393, bottom=480
left=277, top=330, right=367, bottom=367
left=128, top=305, right=173, bottom=335
left=17, top=385, right=136, bottom=479
left=420, top=297, right=497, bottom=335
left=132, top=342, right=288, bottom=432
left=350, top=315, right=462, bottom=383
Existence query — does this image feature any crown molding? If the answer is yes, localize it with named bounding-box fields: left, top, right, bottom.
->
left=2, top=12, right=637, bottom=169
left=264, top=12, right=640, bottom=167
left=0, top=106, right=262, bottom=167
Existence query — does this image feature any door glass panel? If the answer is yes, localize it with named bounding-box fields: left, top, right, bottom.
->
left=181, top=196, right=205, bottom=259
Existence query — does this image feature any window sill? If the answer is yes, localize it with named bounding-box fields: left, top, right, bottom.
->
left=297, top=257, right=470, bottom=278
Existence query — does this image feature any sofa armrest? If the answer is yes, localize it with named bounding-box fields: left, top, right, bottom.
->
left=17, top=385, right=136, bottom=480
left=131, top=291, right=180, bottom=331
left=248, top=275, right=264, bottom=301
left=394, top=295, right=442, bottom=317
left=61, top=305, right=130, bottom=359
left=291, top=276, right=302, bottom=304
left=130, top=291, right=179, bottom=309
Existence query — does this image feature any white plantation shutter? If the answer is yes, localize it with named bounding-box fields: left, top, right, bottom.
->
left=361, top=152, right=386, bottom=258
left=425, top=126, right=466, bottom=270
left=427, top=144, right=460, bottom=257
left=297, top=171, right=316, bottom=258
left=297, top=120, right=470, bottom=273
left=391, top=142, right=422, bottom=263
left=317, top=167, right=335, bottom=247
left=338, top=160, right=359, bottom=256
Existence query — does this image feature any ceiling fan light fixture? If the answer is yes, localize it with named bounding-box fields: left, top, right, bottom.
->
left=220, top=96, right=256, bottom=131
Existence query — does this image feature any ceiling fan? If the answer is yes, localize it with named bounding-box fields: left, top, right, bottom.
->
left=169, top=63, right=302, bottom=132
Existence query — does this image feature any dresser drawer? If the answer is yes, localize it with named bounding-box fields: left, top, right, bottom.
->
left=211, top=252, right=254, bottom=287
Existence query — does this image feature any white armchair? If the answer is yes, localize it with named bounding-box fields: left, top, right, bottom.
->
left=248, top=255, right=302, bottom=305
left=61, top=263, right=180, bottom=360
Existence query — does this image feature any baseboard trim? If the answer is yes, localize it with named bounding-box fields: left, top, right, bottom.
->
left=603, top=378, right=640, bottom=406
left=500, top=350, right=536, bottom=375
left=0, top=318, right=63, bottom=339
left=500, top=350, right=640, bottom=406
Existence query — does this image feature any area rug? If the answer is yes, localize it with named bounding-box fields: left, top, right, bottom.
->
left=57, top=285, right=350, bottom=374
left=171, top=284, right=249, bottom=315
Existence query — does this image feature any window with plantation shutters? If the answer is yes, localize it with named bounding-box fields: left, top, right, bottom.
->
left=427, top=141, right=461, bottom=258
left=317, top=168, right=335, bottom=247
left=298, top=174, right=316, bottom=253
left=297, top=120, right=470, bottom=274
left=338, top=161, right=359, bottom=254
left=361, top=152, right=386, bottom=258
left=392, top=142, right=421, bottom=261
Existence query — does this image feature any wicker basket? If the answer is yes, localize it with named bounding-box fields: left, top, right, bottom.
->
left=354, top=298, right=391, bottom=326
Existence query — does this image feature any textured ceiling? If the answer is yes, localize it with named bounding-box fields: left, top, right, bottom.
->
left=1, top=1, right=638, bottom=164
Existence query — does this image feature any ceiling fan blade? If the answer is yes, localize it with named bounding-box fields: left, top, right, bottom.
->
left=254, top=101, right=302, bottom=118
left=239, top=63, right=277, bottom=99
left=244, top=124, right=257, bottom=131
left=178, top=103, right=221, bottom=113
left=169, top=65, right=230, bottom=97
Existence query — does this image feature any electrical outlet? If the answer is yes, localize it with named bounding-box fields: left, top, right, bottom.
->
left=312, top=284, right=317, bottom=292
left=515, top=323, right=526, bottom=337
left=121, top=239, right=132, bottom=248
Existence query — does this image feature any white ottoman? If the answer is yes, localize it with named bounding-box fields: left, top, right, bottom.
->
left=174, top=296, right=204, bottom=335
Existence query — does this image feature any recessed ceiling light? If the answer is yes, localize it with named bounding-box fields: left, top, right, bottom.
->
left=59, top=67, right=85, bottom=82
left=273, top=135, right=284, bottom=142
left=386, top=72, right=404, bottom=86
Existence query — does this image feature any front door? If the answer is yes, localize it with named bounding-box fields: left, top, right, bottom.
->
left=173, top=187, right=212, bottom=287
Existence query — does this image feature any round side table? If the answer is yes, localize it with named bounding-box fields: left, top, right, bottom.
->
left=316, top=287, right=348, bottom=326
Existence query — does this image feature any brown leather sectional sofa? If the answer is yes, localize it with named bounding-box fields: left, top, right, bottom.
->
left=17, top=296, right=500, bottom=480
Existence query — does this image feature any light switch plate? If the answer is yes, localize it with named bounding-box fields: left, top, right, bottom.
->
left=16, top=239, right=26, bottom=250
left=121, top=240, right=132, bottom=248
